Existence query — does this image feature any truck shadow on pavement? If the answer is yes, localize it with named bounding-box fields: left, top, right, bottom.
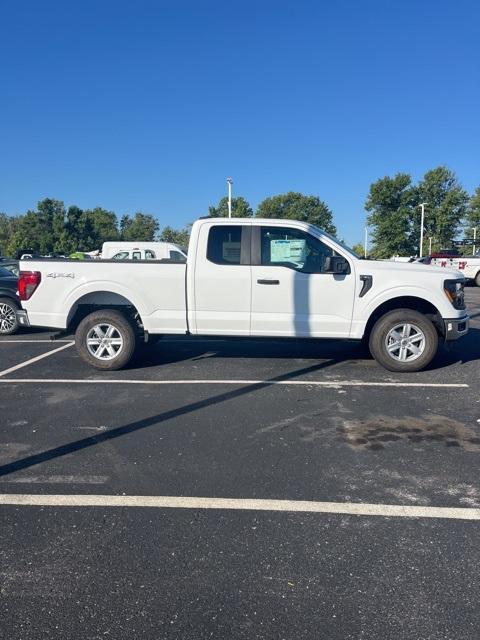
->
left=130, top=337, right=373, bottom=370
left=128, top=328, right=480, bottom=372
left=432, top=327, right=480, bottom=368
left=0, top=359, right=343, bottom=478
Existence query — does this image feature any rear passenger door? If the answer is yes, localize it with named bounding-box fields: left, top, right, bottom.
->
left=193, top=223, right=251, bottom=335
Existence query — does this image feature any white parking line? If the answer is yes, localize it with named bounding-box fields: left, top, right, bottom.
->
left=0, top=377, right=469, bottom=388
left=0, top=493, right=478, bottom=520
left=0, top=342, right=75, bottom=378
left=0, top=339, right=72, bottom=343
left=2, top=475, right=108, bottom=485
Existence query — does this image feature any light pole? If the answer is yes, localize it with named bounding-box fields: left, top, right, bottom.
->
left=473, top=227, right=477, bottom=256
left=419, top=202, right=427, bottom=257
left=227, top=177, right=233, bottom=218
left=364, top=226, right=368, bottom=258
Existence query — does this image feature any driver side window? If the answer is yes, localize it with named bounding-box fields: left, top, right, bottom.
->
left=260, top=227, right=335, bottom=274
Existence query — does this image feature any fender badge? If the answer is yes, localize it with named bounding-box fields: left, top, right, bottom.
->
left=46, top=272, right=75, bottom=279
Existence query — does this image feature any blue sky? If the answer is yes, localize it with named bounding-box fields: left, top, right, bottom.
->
left=1, top=0, right=479, bottom=244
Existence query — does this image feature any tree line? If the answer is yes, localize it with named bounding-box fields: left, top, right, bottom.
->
left=0, top=192, right=336, bottom=256
left=0, top=200, right=161, bottom=257
left=1, top=167, right=478, bottom=258
left=363, top=166, right=480, bottom=258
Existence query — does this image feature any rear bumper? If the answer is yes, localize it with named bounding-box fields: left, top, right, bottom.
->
left=443, top=315, right=469, bottom=341
left=16, top=309, right=30, bottom=327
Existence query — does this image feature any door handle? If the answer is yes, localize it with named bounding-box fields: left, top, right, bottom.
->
left=257, top=279, right=280, bottom=285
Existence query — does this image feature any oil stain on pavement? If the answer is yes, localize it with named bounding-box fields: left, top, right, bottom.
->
left=339, top=414, right=480, bottom=452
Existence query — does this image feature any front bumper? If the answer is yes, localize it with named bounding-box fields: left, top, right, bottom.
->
left=443, top=315, right=469, bottom=341
left=16, top=309, right=30, bottom=327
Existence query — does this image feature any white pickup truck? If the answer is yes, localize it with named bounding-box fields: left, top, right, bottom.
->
left=430, top=255, right=480, bottom=286
left=17, top=217, right=468, bottom=372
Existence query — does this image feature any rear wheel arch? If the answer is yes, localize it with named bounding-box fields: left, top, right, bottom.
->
left=66, top=291, right=144, bottom=334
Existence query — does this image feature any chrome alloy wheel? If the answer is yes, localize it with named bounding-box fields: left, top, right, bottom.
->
left=86, top=323, right=124, bottom=360
left=0, top=302, right=17, bottom=334
left=385, top=323, right=426, bottom=362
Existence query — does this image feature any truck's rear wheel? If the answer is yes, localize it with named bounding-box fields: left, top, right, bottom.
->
left=369, top=309, right=438, bottom=372
left=475, top=272, right=480, bottom=287
left=75, top=309, right=136, bottom=370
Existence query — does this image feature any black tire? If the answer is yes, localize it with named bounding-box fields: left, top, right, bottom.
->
left=475, top=272, right=480, bottom=287
left=75, top=309, right=136, bottom=370
left=0, top=297, right=20, bottom=336
left=369, top=308, right=438, bottom=372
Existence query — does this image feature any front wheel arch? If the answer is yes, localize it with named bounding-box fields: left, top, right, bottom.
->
left=363, top=296, right=444, bottom=342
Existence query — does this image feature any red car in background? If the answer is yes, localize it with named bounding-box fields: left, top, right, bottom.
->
left=430, top=249, right=461, bottom=259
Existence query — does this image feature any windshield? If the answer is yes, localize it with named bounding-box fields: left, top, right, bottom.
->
left=311, top=227, right=360, bottom=259
left=0, top=266, right=15, bottom=278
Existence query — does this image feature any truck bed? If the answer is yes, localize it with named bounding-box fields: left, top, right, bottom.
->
left=20, top=259, right=188, bottom=334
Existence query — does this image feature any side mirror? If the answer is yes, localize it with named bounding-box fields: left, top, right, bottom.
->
left=324, top=256, right=349, bottom=274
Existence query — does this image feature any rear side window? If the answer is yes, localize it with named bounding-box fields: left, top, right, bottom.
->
left=132, top=251, right=141, bottom=260
left=145, top=250, right=156, bottom=260
left=169, top=250, right=186, bottom=262
left=207, top=226, right=242, bottom=265
left=112, top=251, right=129, bottom=260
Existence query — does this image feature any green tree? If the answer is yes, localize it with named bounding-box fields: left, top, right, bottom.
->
left=64, top=205, right=87, bottom=253
left=412, top=167, right=468, bottom=252
left=365, top=174, right=416, bottom=258
left=465, top=187, right=480, bottom=237
left=256, top=192, right=337, bottom=235
left=7, top=210, right=45, bottom=255
left=85, top=207, right=119, bottom=248
left=36, top=199, right=66, bottom=253
left=159, top=225, right=191, bottom=247
left=352, top=242, right=366, bottom=257
left=5, top=199, right=69, bottom=255
left=120, top=212, right=159, bottom=241
left=0, top=213, right=15, bottom=256
left=208, top=196, right=253, bottom=218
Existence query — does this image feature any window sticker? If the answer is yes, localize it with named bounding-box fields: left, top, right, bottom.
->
left=270, top=238, right=307, bottom=264
left=222, top=242, right=241, bottom=262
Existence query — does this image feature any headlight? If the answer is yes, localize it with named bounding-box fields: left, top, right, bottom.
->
left=444, top=279, right=465, bottom=310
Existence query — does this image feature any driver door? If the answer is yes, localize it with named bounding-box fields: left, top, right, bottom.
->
left=250, top=225, right=355, bottom=337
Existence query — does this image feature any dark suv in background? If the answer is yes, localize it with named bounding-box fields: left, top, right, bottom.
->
left=0, top=265, right=20, bottom=335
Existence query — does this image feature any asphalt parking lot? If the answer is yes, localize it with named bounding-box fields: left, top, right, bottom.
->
left=1, top=290, right=480, bottom=639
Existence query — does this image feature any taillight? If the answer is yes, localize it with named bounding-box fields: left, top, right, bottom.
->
left=18, top=271, right=42, bottom=301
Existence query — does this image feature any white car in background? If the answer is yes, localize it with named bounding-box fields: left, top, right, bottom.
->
left=429, top=255, right=480, bottom=286
left=101, top=241, right=187, bottom=262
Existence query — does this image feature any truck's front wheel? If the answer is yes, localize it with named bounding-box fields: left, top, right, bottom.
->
left=369, top=309, right=438, bottom=372
left=75, top=309, right=136, bottom=370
